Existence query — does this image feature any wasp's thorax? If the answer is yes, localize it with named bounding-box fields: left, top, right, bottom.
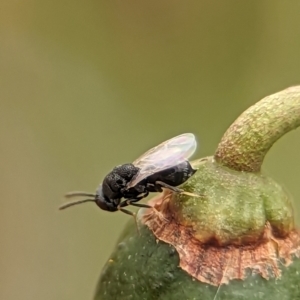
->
left=95, top=163, right=140, bottom=212
left=101, top=164, right=140, bottom=199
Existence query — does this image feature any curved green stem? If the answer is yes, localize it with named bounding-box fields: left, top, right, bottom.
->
left=214, top=86, right=300, bottom=172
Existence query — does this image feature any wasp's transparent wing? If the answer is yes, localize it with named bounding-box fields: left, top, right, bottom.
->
left=127, top=133, right=197, bottom=188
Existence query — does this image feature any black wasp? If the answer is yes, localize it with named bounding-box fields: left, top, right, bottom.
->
left=59, top=133, right=197, bottom=216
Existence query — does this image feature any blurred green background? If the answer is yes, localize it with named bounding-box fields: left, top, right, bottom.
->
left=1, top=1, right=300, bottom=299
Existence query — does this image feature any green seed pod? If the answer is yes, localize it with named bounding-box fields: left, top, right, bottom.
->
left=95, top=87, right=300, bottom=300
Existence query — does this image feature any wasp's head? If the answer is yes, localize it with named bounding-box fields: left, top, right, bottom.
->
left=95, top=185, right=118, bottom=212
left=60, top=185, right=117, bottom=212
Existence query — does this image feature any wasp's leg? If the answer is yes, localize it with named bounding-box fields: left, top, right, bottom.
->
left=155, top=181, right=201, bottom=198
left=117, top=201, right=135, bottom=215
left=117, top=195, right=151, bottom=235
left=128, top=202, right=152, bottom=209
left=117, top=192, right=150, bottom=210
left=146, top=182, right=163, bottom=193
left=154, top=181, right=183, bottom=193
left=117, top=192, right=145, bottom=209
left=117, top=201, right=140, bottom=234
left=128, top=194, right=170, bottom=223
left=125, top=191, right=152, bottom=208
left=148, top=182, right=179, bottom=193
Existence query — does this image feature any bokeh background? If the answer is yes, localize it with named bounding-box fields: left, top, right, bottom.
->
left=1, top=1, right=300, bottom=299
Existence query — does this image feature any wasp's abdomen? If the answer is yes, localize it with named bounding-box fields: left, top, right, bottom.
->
left=146, top=161, right=196, bottom=187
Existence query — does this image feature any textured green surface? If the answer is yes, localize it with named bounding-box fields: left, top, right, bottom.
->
left=215, top=86, right=300, bottom=172
left=173, top=158, right=294, bottom=243
left=95, top=223, right=300, bottom=300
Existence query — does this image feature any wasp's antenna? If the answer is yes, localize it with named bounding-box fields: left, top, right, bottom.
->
left=59, top=199, right=96, bottom=210
left=59, top=191, right=96, bottom=210
left=65, top=191, right=96, bottom=198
